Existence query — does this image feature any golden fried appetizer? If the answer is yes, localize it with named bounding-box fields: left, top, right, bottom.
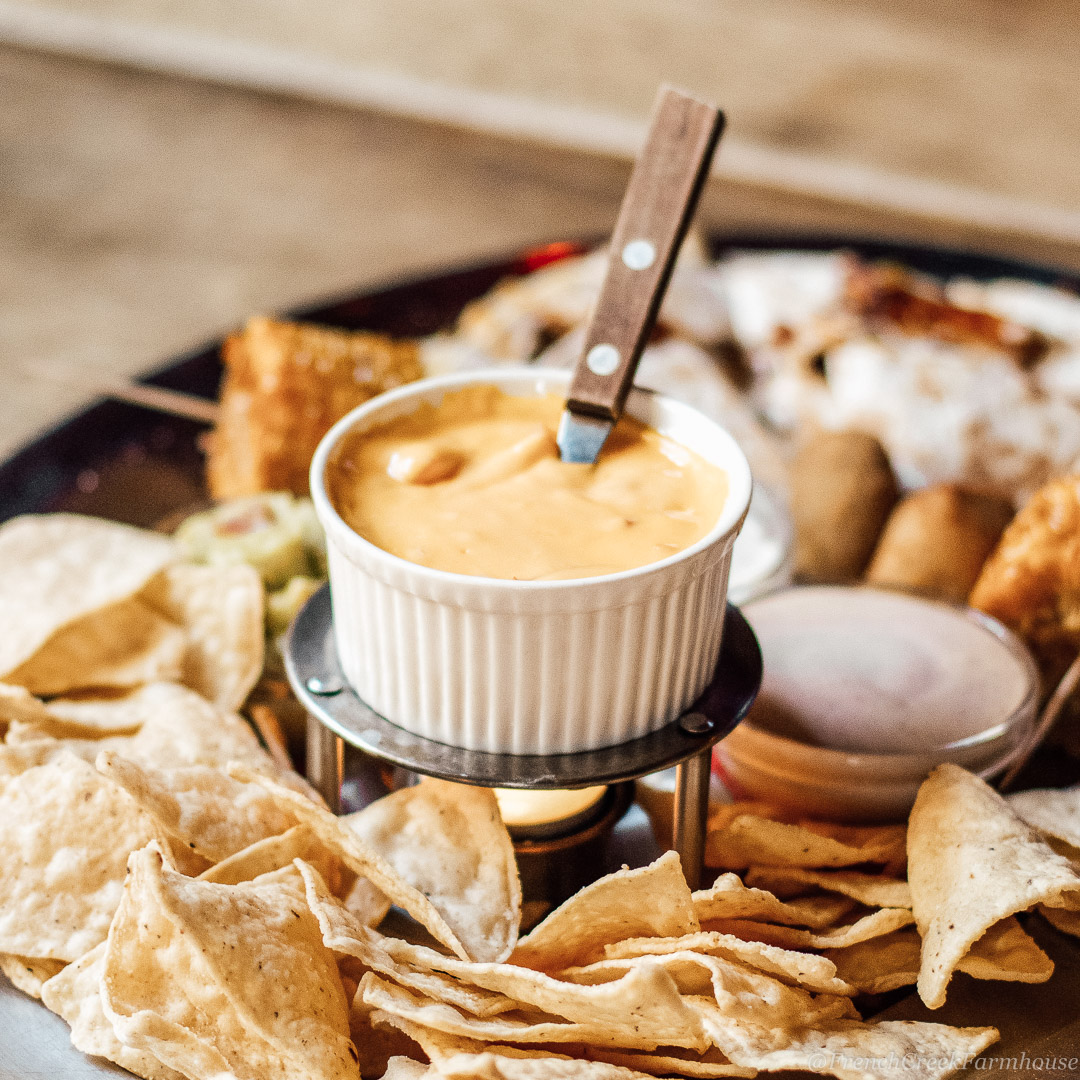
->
left=790, top=429, right=899, bottom=583
left=207, top=316, right=422, bottom=498
left=970, top=474, right=1080, bottom=685
left=866, top=485, right=1013, bottom=604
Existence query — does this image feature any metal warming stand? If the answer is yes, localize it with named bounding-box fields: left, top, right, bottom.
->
left=285, top=585, right=761, bottom=889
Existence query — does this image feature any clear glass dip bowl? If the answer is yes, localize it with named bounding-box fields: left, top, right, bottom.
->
left=716, top=585, right=1040, bottom=821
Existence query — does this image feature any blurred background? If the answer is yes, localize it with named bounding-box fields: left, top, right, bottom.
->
left=2, top=0, right=1080, bottom=456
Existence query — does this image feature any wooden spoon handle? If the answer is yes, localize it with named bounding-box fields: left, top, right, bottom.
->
left=566, top=86, right=725, bottom=421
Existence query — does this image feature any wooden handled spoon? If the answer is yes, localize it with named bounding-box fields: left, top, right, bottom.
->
left=556, top=85, right=725, bottom=463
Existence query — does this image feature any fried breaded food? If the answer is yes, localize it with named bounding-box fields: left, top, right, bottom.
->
left=970, top=474, right=1080, bottom=685
left=866, top=485, right=1013, bottom=604
left=790, top=429, right=899, bottom=583
left=206, top=316, right=422, bottom=498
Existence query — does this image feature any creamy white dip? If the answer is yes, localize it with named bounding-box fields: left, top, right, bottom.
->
left=745, top=586, right=1035, bottom=754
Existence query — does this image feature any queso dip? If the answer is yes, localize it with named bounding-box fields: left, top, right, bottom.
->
left=326, top=385, right=728, bottom=580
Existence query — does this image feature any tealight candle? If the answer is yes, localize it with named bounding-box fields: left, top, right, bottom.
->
left=492, top=786, right=609, bottom=840
left=495, top=783, right=634, bottom=910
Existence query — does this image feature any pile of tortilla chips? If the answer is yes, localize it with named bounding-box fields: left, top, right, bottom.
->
left=705, top=767, right=1080, bottom=1011
left=1, top=514, right=1079, bottom=1080
left=0, top=514, right=263, bottom=711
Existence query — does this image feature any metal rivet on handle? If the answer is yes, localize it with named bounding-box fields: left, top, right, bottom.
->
left=621, top=239, right=657, bottom=270
left=306, top=675, right=344, bottom=696
left=679, top=711, right=714, bottom=735
left=586, top=344, right=620, bottom=376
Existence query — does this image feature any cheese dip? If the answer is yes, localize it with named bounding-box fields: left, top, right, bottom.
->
left=326, top=385, right=728, bottom=580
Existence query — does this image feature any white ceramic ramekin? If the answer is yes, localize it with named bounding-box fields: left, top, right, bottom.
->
left=310, top=368, right=752, bottom=754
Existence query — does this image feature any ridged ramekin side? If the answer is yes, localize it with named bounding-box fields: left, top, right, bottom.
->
left=328, top=537, right=735, bottom=753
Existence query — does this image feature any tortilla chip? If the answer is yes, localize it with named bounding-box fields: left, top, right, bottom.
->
left=0, top=753, right=171, bottom=960
left=434, top=1052, right=661, bottom=1080
left=744, top=867, right=912, bottom=910
left=145, top=562, right=264, bottom=712
left=706, top=815, right=906, bottom=871
left=39, top=942, right=184, bottom=1080
left=583, top=1047, right=753, bottom=1079
left=824, top=929, right=925, bottom=995
left=602, top=931, right=854, bottom=996
left=344, top=778, right=520, bottom=963
left=690, top=995, right=997, bottom=1080
left=372, top=1014, right=710, bottom=1080
left=707, top=800, right=794, bottom=830
left=301, top=865, right=517, bottom=1018
left=0, top=514, right=175, bottom=681
left=198, top=825, right=343, bottom=893
left=0, top=684, right=55, bottom=733
left=383, top=1056, right=432, bottom=1080
left=4, top=695, right=141, bottom=740
left=360, top=973, right=708, bottom=1052
left=0, top=953, right=64, bottom=998
left=693, top=873, right=854, bottom=928
left=370, top=1009, right=490, bottom=1062
left=510, top=852, right=698, bottom=970
left=0, top=740, right=74, bottom=781
left=101, top=845, right=359, bottom=1080
left=7, top=597, right=185, bottom=697
left=342, top=870, right=394, bottom=928
left=302, top=860, right=706, bottom=1044
left=372, top=960, right=522, bottom=1021
left=233, top=766, right=488, bottom=961
left=15, top=682, right=281, bottom=773
left=55, top=682, right=274, bottom=769
left=826, top=918, right=1054, bottom=994
left=908, top=764, right=1080, bottom=1008
left=956, top=917, right=1055, bottom=983
left=1008, top=785, right=1080, bottom=852
left=1044, top=835, right=1080, bottom=866
left=704, top=907, right=916, bottom=950
left=556, top=951, right=855, bottom=1030
left=1038, top=903, right=1080, bottom=937
left=96, top=751, right=297, bottom=863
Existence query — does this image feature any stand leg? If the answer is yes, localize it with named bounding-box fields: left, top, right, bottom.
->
left=673, top=748, right=711, bottom=889
left=306, top=714, right=344, bottom=813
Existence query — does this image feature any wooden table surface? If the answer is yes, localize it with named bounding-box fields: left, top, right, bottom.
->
left=4, top=42, right=1080, bottom=463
